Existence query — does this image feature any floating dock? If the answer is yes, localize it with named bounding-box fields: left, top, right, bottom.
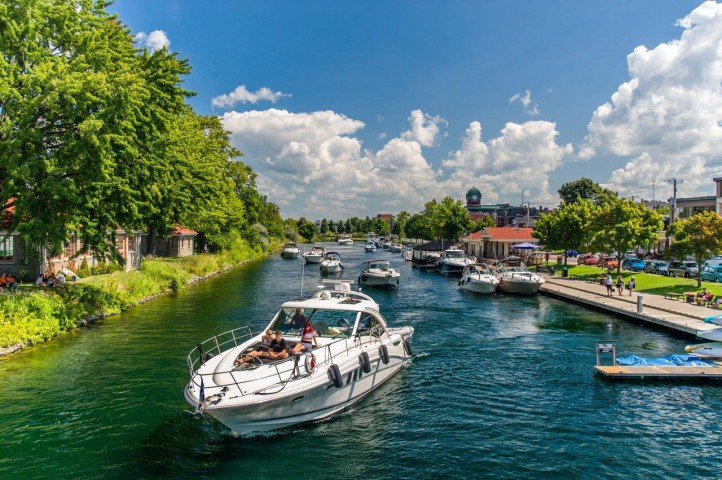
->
left=594, top=365, right=722, bottom=381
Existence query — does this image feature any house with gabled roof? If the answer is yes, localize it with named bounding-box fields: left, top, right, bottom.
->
left=462, top=226, right=538, bottom=259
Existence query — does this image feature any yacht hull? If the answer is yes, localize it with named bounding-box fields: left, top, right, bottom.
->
left=304, top=254, right=323, bottom=264
left=497, top=278, right=542, bottom=294
left=281, top=250, right=299, bottom=259
left=359, top=273, right=400, bottom=288
left=459, top=278, right=498, bottom=294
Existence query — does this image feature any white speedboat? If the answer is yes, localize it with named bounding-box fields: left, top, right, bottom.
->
left=458, top=263, right=499, bottom=294
left=320, top=251, right=343, bottom=274
left=358, top=259, right=400, bottom=288
left=184, top=283, right=415, bottom=434
left=364, top=242, right=377, bottom=252
left=303, top=246, right=327, bottom=264
left=496, top=257, right=544, bottom=294
left=280, top=242, right=300, bottom=259
left=389, top=243, right=403, bottom=253
left=436, top=247, right=473, bottom=276
left=338, top=235, right=354, bottom=245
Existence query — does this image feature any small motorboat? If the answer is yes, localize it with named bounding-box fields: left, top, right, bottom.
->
left=184, top=282, right=414, bottom=434
left=495, top=257, right=544, bottom=294
left=358, top=259, right=400, bottom=288
left=280, top=242, right=300, bottom=259
left=303, top=245, right=327, bottom=264
left=364, top=242, right=377, bottom=252
left=436, top=247, right=473, bottom=276
left=337, top=235, right=354, bottom=245
left=389, top=243, right=403, bottom=253
left=458, top=263, right=499, bottom=294
left=684, top=342, right=722, bottom=358
left=320, top=251, right=343, bottom=274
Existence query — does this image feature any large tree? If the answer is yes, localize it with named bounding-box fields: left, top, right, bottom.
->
left=0, top=0, right=191, bottom=259
left=667, top=211, right=722, bottom=287
left=558, top=177, right=617, bottom=205
left=430, top=196, right=470, bottom=241
left=588, top=197, right=663, bottom=273
left=533, top=199, right=596, bottom=265
left=392, top=210, right=411, bottom=239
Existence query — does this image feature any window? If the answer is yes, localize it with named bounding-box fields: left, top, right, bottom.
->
left=0, top=236, right=14, bottom=261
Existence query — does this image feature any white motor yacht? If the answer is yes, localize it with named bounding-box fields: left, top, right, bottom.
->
left=184, top=283, right=414, bottom=434
left=436, top=247, right=473, bottom=276
left=303, top=246, right=327, bottom=264
left=320, top=251, right=343, bottom=274
left=496, top=257, right=545, bottom=294
left=337, top=235, right=354, bottom=245
left=364, top=242, right=377, bottom=252
left=389, top=243, right=403, bottom=253
left=458, top=263, right=499, bottom=294
left=280, top=242, right=300, bottom=259
left=358, top=259, right=401, bottom=288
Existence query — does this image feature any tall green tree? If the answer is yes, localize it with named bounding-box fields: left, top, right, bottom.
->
left=667, top=211, right=722, bottom=287
left=588, top=197, right=663, bottom=273
left=533, top=200, right=596, bottom=265
left=405, top=213, right=433, bottom=241
left=469, top=215, right=496, bottom=233
left=392, top=210, right=411, bottom=239
left=298, top=222, right=316, bottom=242
left=558, top=178, right=617, bottom=205
left=0, top=0, right=191, bottom=259
left=430, top=196, right=470, bottom=241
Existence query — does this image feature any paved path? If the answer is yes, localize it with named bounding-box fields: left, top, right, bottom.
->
left=540, top=276, right=721, bottom=338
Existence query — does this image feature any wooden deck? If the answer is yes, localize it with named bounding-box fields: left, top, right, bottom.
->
left=595, top=365, right=722, bottom=380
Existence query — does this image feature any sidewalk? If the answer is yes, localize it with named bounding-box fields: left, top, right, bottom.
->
left=540, top=276, right=719, bottom=338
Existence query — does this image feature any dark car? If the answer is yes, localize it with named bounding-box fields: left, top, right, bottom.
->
left=622, top=258, right=646, bottom=272
left=566, top=250, right=578, bottom=258
left=668, top=261, right=698, bottom=278
left=644, top=260, right=669, bottom=275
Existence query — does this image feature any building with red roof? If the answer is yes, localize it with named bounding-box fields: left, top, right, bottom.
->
left=462, top=226, right=539, bottom=259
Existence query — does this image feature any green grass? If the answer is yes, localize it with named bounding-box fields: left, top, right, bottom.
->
left=566, top=265, right=722, bottom=296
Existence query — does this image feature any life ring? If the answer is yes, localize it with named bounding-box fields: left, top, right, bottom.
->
left=403, top=339, right=413, bottom=356
left=359, top=351, right=372, bottom=373
left=304, top=352, right=316, bottom=374
left=378, top=344, right=390, bottom=365
left=328, top=364, right=343, bottom=388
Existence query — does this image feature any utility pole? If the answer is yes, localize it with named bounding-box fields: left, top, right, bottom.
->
left=652, top=181, right=655, bottom=204
left=667, top=178, right=684, bottom=222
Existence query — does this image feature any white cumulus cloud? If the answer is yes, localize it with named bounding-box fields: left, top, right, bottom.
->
left=211, top=85, right=291, bottom=109
left=401, top=109, right=448, bottom=147
left=584, top=0, right=722, bottom=198
left=134, top=30, right=170, bottom=52
left=509, top=89, right=539, bottom=116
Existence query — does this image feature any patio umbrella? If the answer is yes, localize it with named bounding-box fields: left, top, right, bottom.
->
left=511, top=242, right=542, bottom=249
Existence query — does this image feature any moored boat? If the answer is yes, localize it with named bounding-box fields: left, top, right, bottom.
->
left=364, top=242, right=377, bottom=252
left=280, top=242, right=300, bottom=259
left=458, top=263, right=499, bottom=294
left=183, top=283, right=414, bottom=434
left=436, top=247, right=473, bottom=276
left=495, top=257, right=544, bottom=294
left=303, top=245, right=327, bottom=264
left=358, top=259, right=400, bottom=288
left=389, top=243, right=403, bottom=253
left=338, top=235, right=354, bottom=245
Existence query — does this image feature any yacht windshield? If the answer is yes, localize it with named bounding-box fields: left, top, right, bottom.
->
left=445, top=250, right=465, bottom=258
left=367, top=262, right=390, bottom=270
left=272, top=308, right=359, bottom=338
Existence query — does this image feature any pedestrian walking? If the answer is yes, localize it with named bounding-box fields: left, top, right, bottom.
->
left=616, top=275, right=624, bottom=296
left=627, top=277, right=636, bottom=296
left=604, top=274, right=612, bottom=296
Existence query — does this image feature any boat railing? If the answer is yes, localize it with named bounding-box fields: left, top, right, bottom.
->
left=187, top=324, right=266, bottom=375
left=187, top=333, right=382, bottom=398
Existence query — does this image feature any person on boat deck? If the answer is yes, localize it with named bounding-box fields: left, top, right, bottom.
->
left=292, top=308, right=307, bottom=329
left=267, top=331, right=289, bottom=360
left=292, top=322, right=319, bottom=353
left=234, top=330, right=275, bottom=365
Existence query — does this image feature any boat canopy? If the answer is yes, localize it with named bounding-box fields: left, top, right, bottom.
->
left=442, top=249, right=466, bottom=259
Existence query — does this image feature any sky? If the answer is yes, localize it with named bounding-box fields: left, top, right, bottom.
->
left=110, top=0, right=722, bottom=219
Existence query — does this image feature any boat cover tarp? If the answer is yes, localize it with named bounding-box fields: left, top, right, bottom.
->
left=616, top=354, right=716, bottom=367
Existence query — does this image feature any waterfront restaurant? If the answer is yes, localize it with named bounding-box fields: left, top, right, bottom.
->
left=463, top=226, right=538, bottom=259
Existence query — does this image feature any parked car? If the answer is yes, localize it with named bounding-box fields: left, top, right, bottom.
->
left=580, top=255, right=599, bottom=266
left=668, top=261, right=699, bottom=278
left=701, top=265, right=722, bottom=283
left=644, top=260, right=669, bottom=276
left=566, top=250, right=578, bottom=258
left=622, top=257, right=646, bottom=272
left=598, top=256, right=619, bottom=269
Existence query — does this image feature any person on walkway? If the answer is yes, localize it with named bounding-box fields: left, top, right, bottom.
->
left=545, top=252, right=550, bottom=265
left=626, top=277, right=636, bottom=296
left=616, top=275, right=624, bottom=296
left=605, top=274, right=613, bottom=296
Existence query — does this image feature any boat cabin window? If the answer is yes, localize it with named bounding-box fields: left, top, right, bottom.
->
left=367, top=262, right=389, bottom=270
left=272, top=308, right=359, bottom=338
left=354, top=312, right=385, bottom=338
left=444, top=250, right=465, bottom=258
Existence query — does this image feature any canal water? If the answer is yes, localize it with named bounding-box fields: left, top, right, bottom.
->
left=1, top=244, right=721, bottom=479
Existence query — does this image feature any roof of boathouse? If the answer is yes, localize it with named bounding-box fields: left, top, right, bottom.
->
left=413, top=239, right=455, bottom=251
left=464, top=227, right=536, bottom=242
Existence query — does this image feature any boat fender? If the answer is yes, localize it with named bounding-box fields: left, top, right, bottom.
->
left=403, top=339, right=413, bottom=356
left=359, top=351, right=372, bottom=373
left=304, top=352, right=317, bottom=375
left=379, top=344, right=390, bottom=365
left=328, top=364, right=343, bottom=388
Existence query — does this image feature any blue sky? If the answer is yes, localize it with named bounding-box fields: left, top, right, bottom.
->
left=112, top=0, right=722, bottom=219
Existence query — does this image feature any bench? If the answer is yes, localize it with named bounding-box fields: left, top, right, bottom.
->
left=663, top=292, right=684, bottom=301
left=569, top=274, right=581, bottom=280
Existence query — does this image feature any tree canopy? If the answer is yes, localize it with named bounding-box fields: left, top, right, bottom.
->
left=558, top=178, right=616, bottom=205
left=533, top=200, right=595, bottom=265
left=667, top=211, right=722, bottom=287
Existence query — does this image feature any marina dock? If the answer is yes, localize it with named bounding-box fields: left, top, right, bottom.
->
left=540, top=276, right=718, bottom=338
left=594, top=365, right=722, bottom=381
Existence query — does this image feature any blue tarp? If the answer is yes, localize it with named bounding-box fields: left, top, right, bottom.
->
left=616, top=354, right=716, bottom=367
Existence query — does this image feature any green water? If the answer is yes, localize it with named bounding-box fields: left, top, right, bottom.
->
left=1, top=245, right=721, bottom=479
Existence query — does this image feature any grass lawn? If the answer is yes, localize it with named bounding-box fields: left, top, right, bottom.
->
left=566, top=265, right=722, bottom=297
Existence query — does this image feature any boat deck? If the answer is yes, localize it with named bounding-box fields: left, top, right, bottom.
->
left=594, top=365, right=722, bottom=381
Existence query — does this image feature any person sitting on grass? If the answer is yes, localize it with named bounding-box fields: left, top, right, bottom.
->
left=3, top=273, right=18, bottom=291
left=696, top=289, right=708, bottom=306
